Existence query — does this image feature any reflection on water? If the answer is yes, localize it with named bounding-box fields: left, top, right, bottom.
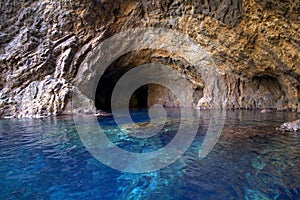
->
left=0, top=110, right=299, bottom=199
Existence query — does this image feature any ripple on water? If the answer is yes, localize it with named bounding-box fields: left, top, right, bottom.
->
left=0, top=111, right=300, bottom=199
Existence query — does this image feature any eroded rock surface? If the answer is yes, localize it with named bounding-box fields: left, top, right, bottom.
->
left=0, top=0, right=299, bottom=118
left=277, top=119, right=300, bottom=132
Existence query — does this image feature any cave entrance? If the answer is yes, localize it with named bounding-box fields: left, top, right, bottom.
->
left=95, top=66, right=149, bottom=111
left=250, top=75, right=285, bottom=109
left=95, top=78, right=178, bottom=111
left=129, top=85, right=149, bottom=109
left=94, top=64, right=166, bottom=112
left=94, top=50, right=202, bottom=112
left=96, top=84, right=150, bottom=111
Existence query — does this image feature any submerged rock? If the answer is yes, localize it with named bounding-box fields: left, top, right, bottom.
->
left=277, top=119, right=300, bottom=132
left=261, top=109, right=273, bottom=113
left=95, top=110, right=112, bottom=117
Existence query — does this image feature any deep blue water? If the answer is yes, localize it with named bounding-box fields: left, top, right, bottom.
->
left=0, top=110, right=300, bottom=200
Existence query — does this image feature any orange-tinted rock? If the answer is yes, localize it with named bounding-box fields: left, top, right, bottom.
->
left=0, top=0, right=299, bottom=118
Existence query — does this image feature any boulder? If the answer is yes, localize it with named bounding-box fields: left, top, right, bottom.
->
left=277, top=119, right=300, bottom=132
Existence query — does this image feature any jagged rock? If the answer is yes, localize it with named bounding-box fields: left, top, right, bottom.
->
left=12, top=76, right=71, bottom=118
left=0, top=0, right=299, bottom=118
left=277, top=119, right=300, bottom=132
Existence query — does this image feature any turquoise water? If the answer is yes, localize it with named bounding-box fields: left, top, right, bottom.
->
left=0, top=110, right=300, bottom=199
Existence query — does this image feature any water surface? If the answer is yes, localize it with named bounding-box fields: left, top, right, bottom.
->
left=0, top=110, right=300, bottom=199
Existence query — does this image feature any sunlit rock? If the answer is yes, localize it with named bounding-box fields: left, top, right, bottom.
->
left=277, top=119, right=300, bottom=132
left=0, top=0, right=299, bottom=118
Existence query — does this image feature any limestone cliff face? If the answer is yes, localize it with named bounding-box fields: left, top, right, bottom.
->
left=0, top=0, right=299, bottom=118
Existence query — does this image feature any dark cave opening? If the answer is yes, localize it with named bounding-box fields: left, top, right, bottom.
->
left=95, top=74, right=178, bottom=111
left=129, top=85, right=149, bottom=109
left=94, top=63, right=169, bottom=111
left=95, top=66, right=150, bottom=111
left=95, top=50, right=153, bottom=111
left=95, top=82, right=150, bottom=111
left=95, top=65, right=183, bottom=111
left=94, top=50, right=201, bottom=112
left=249, top=74, right=285, bottom=109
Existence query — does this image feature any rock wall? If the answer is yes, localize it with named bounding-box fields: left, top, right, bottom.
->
left=0, top=0, right=299, bottom=118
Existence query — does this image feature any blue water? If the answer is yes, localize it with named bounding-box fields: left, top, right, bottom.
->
left=0, top=110, right=300, bottom=199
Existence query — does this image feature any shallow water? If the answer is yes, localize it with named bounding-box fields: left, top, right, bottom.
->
left=0, top=110, right=300, bottom=199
